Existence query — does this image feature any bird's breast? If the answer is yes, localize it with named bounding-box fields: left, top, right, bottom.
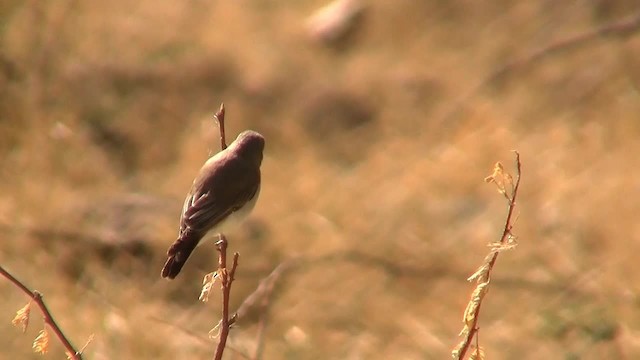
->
left=196, top=184, right=260, bottom=247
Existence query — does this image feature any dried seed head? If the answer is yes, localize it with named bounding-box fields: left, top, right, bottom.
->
left=469, top=346, right=485, bottom=360
left=33, top=328, right=50, bottom=354
left=12, top=302, right=31, bottom=333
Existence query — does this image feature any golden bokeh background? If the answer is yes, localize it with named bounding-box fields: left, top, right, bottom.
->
left=1, top=1, right=640, bottom=359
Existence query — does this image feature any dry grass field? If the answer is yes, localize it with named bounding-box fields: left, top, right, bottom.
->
left=2, top=1, right=640, bottom=359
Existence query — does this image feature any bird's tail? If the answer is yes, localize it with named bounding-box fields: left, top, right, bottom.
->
left=161, top=231, right=202, bottom=279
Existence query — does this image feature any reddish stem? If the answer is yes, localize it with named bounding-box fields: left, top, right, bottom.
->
left=214, top=103, right=227, bottom=150
left=213, top=235, right=239, bottom=360
left=0, top=264, right=82, bottom=359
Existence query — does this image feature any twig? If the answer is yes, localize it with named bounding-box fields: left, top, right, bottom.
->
left=213, top=235, right=240, bottom=360
left=0, top=264, right=83, bottom=359
left=235, top=259, right=298, bottom=322
left=230, top=259, right=297, bottom=360
left=214, top=103, right=227, bottom=150
left=252, top=262, right=293, bottom=360
left=252, top=313, right=269, bottom=360
left=452, top=151, right=522, bottom=360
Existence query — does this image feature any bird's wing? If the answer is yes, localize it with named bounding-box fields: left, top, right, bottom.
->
left=179, top=155, right=259, bottom=234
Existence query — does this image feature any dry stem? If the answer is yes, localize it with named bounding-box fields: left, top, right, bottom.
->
left=233, top=260, right=297, bottom=360
left=213, top=235, right=240, bottom=360
left=214, top=103, right=227, bottom=150
left=452, top=151, right=522, bottom=359
left=0, top=264, right=83, bottom=359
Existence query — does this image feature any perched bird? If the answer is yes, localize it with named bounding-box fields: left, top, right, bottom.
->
left=161, top=130, right=265, bottom=279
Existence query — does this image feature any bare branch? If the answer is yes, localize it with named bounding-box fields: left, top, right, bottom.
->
left=232, top=259, right=298, bottom=360
left=452, top=151, right=522, bottom=360
left=214, top=103, right=227, bottom=151
left=213, top=234, right=239, bottom=360
left=0, top=264, right=84, bottom=359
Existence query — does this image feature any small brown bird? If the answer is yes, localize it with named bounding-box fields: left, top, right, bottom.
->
left=161, top=130, right=265, bottom=279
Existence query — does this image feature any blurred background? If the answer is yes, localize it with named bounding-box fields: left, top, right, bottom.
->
left=1, top=1, right=640, bottom=359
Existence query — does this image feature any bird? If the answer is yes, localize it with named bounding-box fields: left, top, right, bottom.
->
left=161, top=130, right=265, bottom=279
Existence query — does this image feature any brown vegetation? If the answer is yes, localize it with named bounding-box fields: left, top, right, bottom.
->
left=1, top=1, right=640, bottom=359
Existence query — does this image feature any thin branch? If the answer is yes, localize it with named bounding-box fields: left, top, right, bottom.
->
left=235, top=259, right=298, bottom=322
left=213, top=235, right=239, bottom=360
left=229, top=259, right=297, bottom=360
left=252, top=264, right=292, bottom=359
left=0, top=264, right=83, bottom=359
left=452, top=151, right=522, bottom=360
left=214, top=103, right=227, bottom=150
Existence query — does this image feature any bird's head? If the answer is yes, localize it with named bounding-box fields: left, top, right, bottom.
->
left=232, top=130, right=265, bottom=167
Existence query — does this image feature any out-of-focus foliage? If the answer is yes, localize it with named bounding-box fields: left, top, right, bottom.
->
left=1, top=1, right=639, bottom=359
